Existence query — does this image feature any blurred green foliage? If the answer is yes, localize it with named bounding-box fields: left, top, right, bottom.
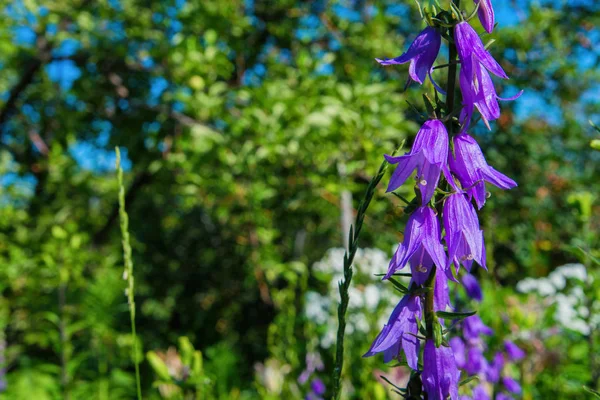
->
left=0, top=0, right=598, bottom=399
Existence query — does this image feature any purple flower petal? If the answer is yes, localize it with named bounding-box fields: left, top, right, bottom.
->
left=364, top=294, right=422, bottom=370
left=504, top=340, right=525, bottom=361
left=496, top=394, right=514, bottom=400
left=474, top=0, right=495, bottom=34
left=485, top=352, right=505, bottom=383
left=463, top=315, right=493, bottom=340
left=384, top=120, right=448, bottom=203
left=311, top=378, right=326, bottom=396
left=377, top=26, right=441, bottom=84
left=443, top=193, right=486, bottom=271
left=465, top=346, right=487, bottom=375
left=449, top=337, right=466, bottom=369
left=449, top=133, right=517, bottom=209
left=462, top=273, right=483, bottom=302
left=503, top=377, right=522, bottom=394
left=472, top=384, right=491, bottom=400
left=387, top=207, right=446, bottom=282
left=422, top=340, right=460, bottom=400
left=455, top=22, right=507, bottom=80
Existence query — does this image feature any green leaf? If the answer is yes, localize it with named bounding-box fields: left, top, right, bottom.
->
left=388, top=277, right=409, bottom=293
left=436, top=310, right=477, bottom=320
left=459, top=375, right=480, bottom=387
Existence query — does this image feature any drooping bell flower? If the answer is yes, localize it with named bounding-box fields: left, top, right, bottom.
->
left=363, top=294, right=422, bottom=369
left=449, top=337, right=466, bottom=369
left=422, top=340, right=460, bottom=400
left=376, top=26, right=441, bottom=84
left=459, top=62, right=523, bottom=130
left=486, top=352, right=505, bottom=383
left=462, top=273, right=483, bottom=302
left=463, top=315, right=493, bottom=341
left=454, top=21, right=507, bottom=83
left=472, top=384, right=491, bottom=400
left=504, top=340, right=525, bottom=361
left=443, top=193, right=486, bottom=272
left=386, top=206, right=447, bottom=284
left=435, top=266, right=451, bottom=311
left=385, top=120, right=448, bottom=204
left=449, top=133, right=517, bottom=209
left=474, top=0, right=495, bottom=33
left=496, top=394, right=514, bottom=400
left=502, top=377, right=522, bottom=394
left=310, top=378, right=326, bottom=396
left=465, top=346, right=488, bottom=375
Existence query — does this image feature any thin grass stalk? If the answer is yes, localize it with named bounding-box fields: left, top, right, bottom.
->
left=116, top=147, right=143, bottom=400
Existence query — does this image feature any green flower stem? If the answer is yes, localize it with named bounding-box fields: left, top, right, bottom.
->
left=116, top=147, right=143, bottom=400
left=330, top=142, right=404, bottom=400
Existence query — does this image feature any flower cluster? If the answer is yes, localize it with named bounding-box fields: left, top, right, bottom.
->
left=366, top=1, right=522, bottom=398
left=450, top=315, right=524, bottom=400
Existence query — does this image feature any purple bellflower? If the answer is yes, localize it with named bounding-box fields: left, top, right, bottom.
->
left=465, top=346, right=487, bottom=375
left=462, top=273, right=483, bottom=302
left=364, top=294, right=422, bottom=369
left=443, top=193, right=486, bottom=272
left=503, top=377, right=522, bottom=394
left=454, top=21, right=507, bottom=82
left=472, top=384, right=491, bottom=400
left=422, top=340, right=460, bottom=400
left=376, top=26, right=441, bottom=84
left=435, top=266, right=451, bottom=311
left=310, top=379, right=326, bottom=396
left=504, top=340, right=525, bottom=361
left=450, top=337, right=466, bottom=369
left=386, top=206, right=447, bottom=284
left=459, top=63, right=523, bottom=130
left=496, top=394, right=514, bottom=400
left=463, top=315, right=493, bottom=341
left=474, top=0, right=495, bottom=34
left=449, top=133, right=517, bottom=209
left=486, top=352, right=505, bottom=383
left=385, top=120, right=449, bottom=204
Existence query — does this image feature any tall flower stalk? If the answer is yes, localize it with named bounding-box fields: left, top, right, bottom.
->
left=116, top=148, right=143, bottom=400
left=358, top=1, right=521, bottom=399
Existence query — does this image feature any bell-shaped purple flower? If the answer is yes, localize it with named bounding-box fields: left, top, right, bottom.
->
left=465, top=346, right=488, bottom=375
left=463, top=315, right=493, bottom=341
left=502, top=377, right=522, bottom=394
left=310, top=378, right=326, bottom=396
left=364, top=294, right=422, bottom=369
left=449, top=133, right=517, bottom=209
left=385, top=120, right=448, bottom=204
left=422, top=340, right=460, bottom=400
left=486, top=352, right=505, bottom=383
left=386, top=206, right=447, bottom=284
left=462, top=273, right=483, bottom=302
left=472, top=385, right=491, bottom=400
left=496, top=394, right=514, bottom=400
left=443, top=193, right=486, bottom=272
left=449, top=337, right=466, bottom=369
left=454, top=21, right=507, bottom=83
left=459, top=63, right=523, bottom=130
left=474, top=0, right=495, bottom=34
left=435, top=266, right=451, bottom=311
left=376, top=26, right=441, bottom=84
left=504, top=340, right=525, bottom=361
